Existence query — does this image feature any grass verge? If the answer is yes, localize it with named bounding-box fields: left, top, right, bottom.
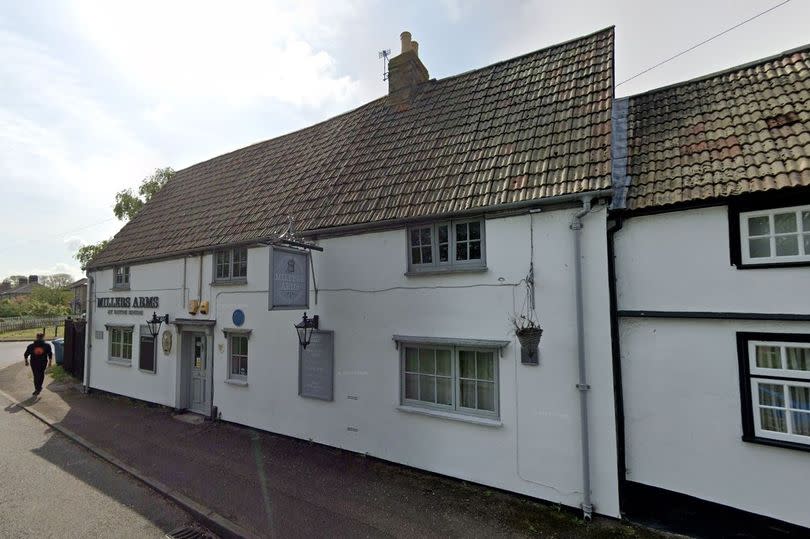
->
left=0, top=326, right=62, bottom=341
left=47, top=364, right=79, bottom=384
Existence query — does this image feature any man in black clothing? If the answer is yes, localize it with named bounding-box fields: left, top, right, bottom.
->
left=24, top=333, right=52, bottom=396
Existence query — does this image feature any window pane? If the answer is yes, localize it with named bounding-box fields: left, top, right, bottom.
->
left=758, top=383, right=785, bottom=407
left=419, top=349, right=435, bottom=374
left=774, top=212, right=797, bottom=233
left=755, top=346, right=781, bottom=369
left=786, top=347, right=810, bottom=371
left=421, top=246, right=433, bottom=264
left=419, top=375, right=436, bottom=402
left=748, top=216, right=770, bottom=236
left=792, top=412, right=810, bottom=436
left=748, top=238, right=770, bottom=258
left=477, top=382, right=495, bottom=411
left=438, top=225, right=448, bottom=243
left=469, top=241, right=481, bottom=260
left=405, top=348, right=418, bottom=372
left=410, top=229, right=420, bottom=246
left=239, top=356, right=248, bottom=376
left=439, top=244, right=448, bottom=262
left=775, top=235, right=799, bottom=256
left=476, top=352, right=494, bottom=381
left=805, top=234, right=810, bottom=256
left=233, top=249, right=247, bottom=278
left=803, top=211, right=810, bottom=231
left=760, top=408, right=787, bottom=432
left=469, top=221, right=481, bottom=240
left=459, top=351, right=476, bottom=378
left=437, top=378, right=452, bottom=405
left=456, top=223, right=467, bottom=241
left=405, top=374, right=418, bottom=399
left=436, top=350, right=451, bottom=376
left=460, top=379, right=476, bottom=408
left=419, top=227, right=431, bottom=245
left=456, top=242, right=468, bottom=261
left=411, top=247, right=421, bottom=264
left=789, top=386, right=810, bottom=411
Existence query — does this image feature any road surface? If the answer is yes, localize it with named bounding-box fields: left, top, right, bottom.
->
left=0, top=341, right=194, bottom=538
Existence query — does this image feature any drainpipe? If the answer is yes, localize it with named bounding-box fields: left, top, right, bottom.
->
left=82, top=273, right=94, bottom=392
left=571, top=195, right=594, bottom=520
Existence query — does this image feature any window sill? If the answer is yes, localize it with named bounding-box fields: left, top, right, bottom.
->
left=111, top=286, right=130, bottom=291
left=396, top=405, right=501, bottom=427
left=211, top=279, right=248, bottom=286
left=735, top=260, right=810, bottom=270
left=138, top=368, right=157, bottom=375
left=405, top=266, right=487, bottom=277
left=106, top=359, right=132, bottom=367
left=225, top=379, right=248, bottom=387
left=742, top=435, right=810, bottom=453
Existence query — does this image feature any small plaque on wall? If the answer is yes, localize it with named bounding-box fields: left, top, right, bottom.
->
left=299, top=330, right=334, bottom=401
left=269, top=246, right=310, bottom=310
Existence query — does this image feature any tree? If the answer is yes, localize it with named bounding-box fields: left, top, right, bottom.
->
left=1, top=275, right=28, bottom=289
left=74, top=167, right=173, bottom=269
left=113, top=167, right=174, bottom=221
left=41, top=273, right=74, bottom=289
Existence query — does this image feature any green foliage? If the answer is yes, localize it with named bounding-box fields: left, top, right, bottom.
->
left=74, top=239, right=110, bottom=270
left=113, top=167, right=174, bottom=221
left=31, top=286, right=72, bottom=307
left=0, top=295, right=69, bottom=317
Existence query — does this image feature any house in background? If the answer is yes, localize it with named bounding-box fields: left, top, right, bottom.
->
left=84, top=29, right=622, bottom=519
left=612, top=45, right=810, bottom=530
left=0, top=275, right=43, bottom=300
left=69, top=278, right=88, bottom=315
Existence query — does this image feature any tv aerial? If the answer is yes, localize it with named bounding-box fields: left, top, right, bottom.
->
left=378, top=49, right=391, bottom=81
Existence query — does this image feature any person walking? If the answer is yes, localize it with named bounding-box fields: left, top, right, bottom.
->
left=24, top=333, right=52, bottom=396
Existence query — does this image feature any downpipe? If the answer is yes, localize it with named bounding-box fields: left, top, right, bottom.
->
left=571, top=195, right=594, bottom=520
left=82, top=274, right=94, bottom=392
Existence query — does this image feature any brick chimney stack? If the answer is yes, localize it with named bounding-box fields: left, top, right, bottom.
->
left=388, top=31, right=429, bottom=109
left=29, top=275, right=38, bottom=284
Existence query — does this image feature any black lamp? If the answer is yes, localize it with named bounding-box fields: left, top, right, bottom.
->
left=295, top=312, right=319, bottom=349
left=146, top=312, right=169, bottom=339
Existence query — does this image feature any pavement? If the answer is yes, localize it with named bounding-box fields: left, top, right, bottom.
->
left=0, top=345, right=194, bottom=538
left=0, top=342, right=657, bottom=538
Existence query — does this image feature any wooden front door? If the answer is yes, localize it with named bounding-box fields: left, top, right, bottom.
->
left=186, top=333, right=210, bottom=415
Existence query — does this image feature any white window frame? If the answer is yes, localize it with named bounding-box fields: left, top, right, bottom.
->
left=224, top=329, right=251, bottom=384
left=747, top=340, right=810, bottom=446
left=739, top=204, right=810, bottom=264
left=407, top=219, right=486, bottom=273
left=107, top=325, right=133, bottom=365
left=214, top=247, right=248, bottom=283
left=399, top=343, right=499, bottom=420
left=113, top=266, right=130, bottom=289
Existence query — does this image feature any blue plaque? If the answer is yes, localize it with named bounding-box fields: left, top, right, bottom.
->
left=232, top=309, right=245, bottom=327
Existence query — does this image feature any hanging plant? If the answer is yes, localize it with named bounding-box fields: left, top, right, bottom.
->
left=511, top=314, right=543, bottom=353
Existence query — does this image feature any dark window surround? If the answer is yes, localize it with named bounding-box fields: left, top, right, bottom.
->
left=737, top=331, right=810, bottom=453
left=728, top=190, right=810, bottom=269
left=213, top=247, right=248, bottom=284
left=406, top=218, right=487, bottom=274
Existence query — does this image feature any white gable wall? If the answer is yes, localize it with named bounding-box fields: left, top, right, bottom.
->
left=616, top=205, right=810, bottom=527
left=87, top=205, right=620, bottom=517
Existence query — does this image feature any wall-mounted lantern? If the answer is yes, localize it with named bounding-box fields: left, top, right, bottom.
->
left=295, top=312, right=319, bottom=349
left=146, top=312, right=169, bottom=339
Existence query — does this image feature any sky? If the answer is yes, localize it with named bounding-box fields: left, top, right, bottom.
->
left=1, top=0, right=808, bottom=282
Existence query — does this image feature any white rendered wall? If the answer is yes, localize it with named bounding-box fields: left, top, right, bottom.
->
left=88, top=206, right=620, bottom=516
left=616, top=206, right=810, bottom=527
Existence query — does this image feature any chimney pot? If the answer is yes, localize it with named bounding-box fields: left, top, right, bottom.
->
left=400, top=31, right=412, bottom=54
left=411, top=41, right=419, bottom=57
left=29, top=275, right=38, bottom=283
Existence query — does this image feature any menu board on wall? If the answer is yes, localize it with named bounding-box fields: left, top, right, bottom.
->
left=299, top=330, right=334, bottom=401
left=269, top=246, right=310, bottom=310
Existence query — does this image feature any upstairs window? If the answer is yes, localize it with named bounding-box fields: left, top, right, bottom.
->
left=739, top=205, right=810, bottom=265
left=407, top=219, right=485, bottom=273
left=113, top=266, right=130, bottom=289
left=214, top=248, right=248, bottom=283
left=738, top=332, right=810, bottom=449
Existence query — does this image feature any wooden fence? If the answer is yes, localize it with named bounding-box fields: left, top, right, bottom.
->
left=0, top=316, right=67, bottom=335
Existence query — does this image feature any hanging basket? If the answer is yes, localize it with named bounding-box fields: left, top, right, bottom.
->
left=516, top=326, right=543, bottom=352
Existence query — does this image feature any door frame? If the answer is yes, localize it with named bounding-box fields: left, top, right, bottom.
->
left=173, top=320, right=215, bottom=416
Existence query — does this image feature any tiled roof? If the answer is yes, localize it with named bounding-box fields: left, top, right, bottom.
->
left=89, top=28, right=614, bottom=268
left=623, top=45, right=810, bottom=211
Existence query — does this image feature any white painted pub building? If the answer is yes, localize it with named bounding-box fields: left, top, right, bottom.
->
left=84, top=29, right=810, bottom=533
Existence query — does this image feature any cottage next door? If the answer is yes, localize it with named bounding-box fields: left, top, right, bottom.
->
left=186, top=333, right=211, bottom=415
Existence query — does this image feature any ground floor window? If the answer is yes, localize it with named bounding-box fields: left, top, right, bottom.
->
left=738, top=332, right=810, bottom=448
left=227, top=332, right=249, bottom=381
left=401, top=344, right=498, bottom=418
left=108, top=326, right=133, bottom=364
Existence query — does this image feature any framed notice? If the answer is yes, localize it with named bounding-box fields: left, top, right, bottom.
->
left=299, top=330, right=334, bottom=401
left=269, top=246, right=310, bottom=310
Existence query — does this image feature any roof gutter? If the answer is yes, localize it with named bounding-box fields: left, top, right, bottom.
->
left=87, top=189, right=613, bottom=270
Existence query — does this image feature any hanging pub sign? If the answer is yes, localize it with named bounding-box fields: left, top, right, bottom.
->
left=97, top=296, right=159, bottom=316
left=269, top=246, right=309, bottom=310
left=299, top=330, right=334, bottom=401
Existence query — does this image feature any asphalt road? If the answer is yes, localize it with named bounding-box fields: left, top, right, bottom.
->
left=0, top=342, right=194, bottom=538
